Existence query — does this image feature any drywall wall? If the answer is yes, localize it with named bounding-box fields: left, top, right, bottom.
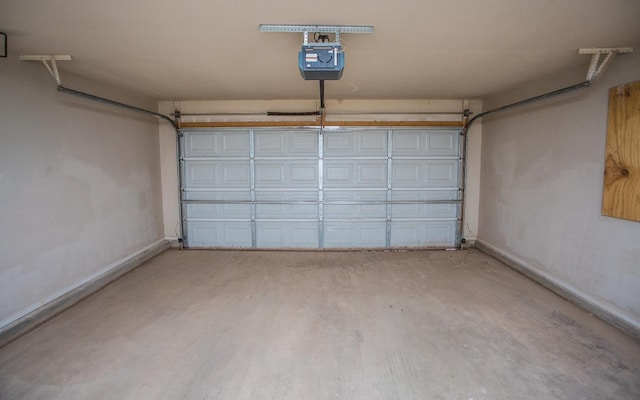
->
left=0, top=55, right=164, bottom=329
left=478, top=50, right=640, bottom=329
left=158, top=99, right=482, bottom=244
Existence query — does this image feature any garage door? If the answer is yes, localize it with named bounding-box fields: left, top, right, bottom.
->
left=180, top=127, right=462, bottom=249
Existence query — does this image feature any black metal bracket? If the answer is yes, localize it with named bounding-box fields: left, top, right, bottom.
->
left=1, top=32, right=7, bottom=58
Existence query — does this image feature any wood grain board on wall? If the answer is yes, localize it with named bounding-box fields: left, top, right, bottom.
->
left=602, top=80, right=640, bottom=222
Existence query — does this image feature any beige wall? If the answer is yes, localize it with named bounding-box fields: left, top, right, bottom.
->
left=158, top=98, right=483, bottom=244
left=479, top=51, right=640, bottom=328
left=0, top=55, right=165, bottom=328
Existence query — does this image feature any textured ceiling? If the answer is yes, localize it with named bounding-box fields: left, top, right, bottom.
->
left=1, top=0, right=639, bottom=101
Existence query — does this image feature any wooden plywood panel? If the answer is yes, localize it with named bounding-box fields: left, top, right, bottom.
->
left=602, top=80, right=640, bottom=222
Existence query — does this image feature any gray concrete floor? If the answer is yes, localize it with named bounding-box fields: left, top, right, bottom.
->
left=0, top=249, right=638, bottom=400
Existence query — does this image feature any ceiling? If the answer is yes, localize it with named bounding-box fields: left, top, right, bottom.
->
left=2, top=0, right=639, bottom=101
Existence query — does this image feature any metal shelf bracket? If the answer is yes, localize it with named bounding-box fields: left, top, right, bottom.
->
left=19, top=54, right=72, bottom=85
left=579, top=47, right=633, bottom=82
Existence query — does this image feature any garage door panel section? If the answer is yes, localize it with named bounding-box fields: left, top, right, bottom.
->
left=186, top=202, right=251, bottom=220
left=255, top=130, right=317, bottom=157
left=184, top=130, right=250, bottom=157
left=324, top=190, right=387, bottom=219
left=324, top=130, right=387, bottom=156
left=393, top=129, right=459, bottom=157
left=187, top=221, right=252, bottom=248
left=390, top=221, right=457, bottom=248
left=184, top=160, right=251, bottom=188
left=392, top=159, right=458, bottom=188
left=256, top=222, right=319, bottom=248
left=324, top=221, right=387, bottom=248
left=255, top=160, right=318, bottom=188
left=324, top=160, right=388, bottom=188
left=183, top=189, right=249, bottom=201
left=391, top=190, right=459, bottom=219
left=255, top=191, right=318, bottom=219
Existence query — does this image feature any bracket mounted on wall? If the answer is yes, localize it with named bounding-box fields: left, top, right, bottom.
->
left=19, top=54, right=72, bottom=85
left=1, top=32, right=7, bottom=58
left=579, top=47, right=633, bottom=82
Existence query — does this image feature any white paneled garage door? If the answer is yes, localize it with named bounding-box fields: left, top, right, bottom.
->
left=180, top=127, right=462, bottom=249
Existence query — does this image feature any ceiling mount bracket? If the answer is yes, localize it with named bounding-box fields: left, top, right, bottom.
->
left=579, top=47, right=633, bottom=82
left=260, top=24, right=374, bottom=46
left=19, top=54, right=72, bottom=85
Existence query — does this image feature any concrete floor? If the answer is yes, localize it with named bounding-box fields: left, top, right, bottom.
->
left=0, top=249, right=638, bottom=400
